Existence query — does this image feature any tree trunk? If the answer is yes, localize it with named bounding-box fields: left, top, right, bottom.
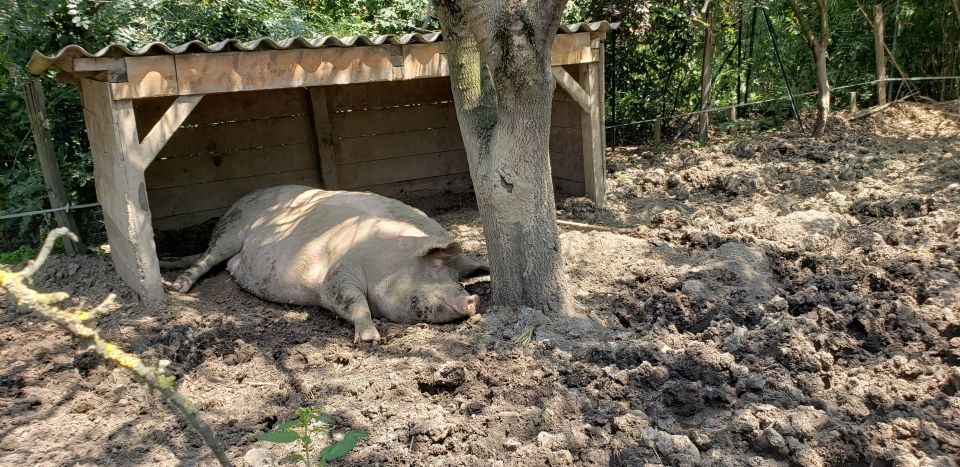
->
left=811, top=41, right=830, bottom=136
left=436, top=1, right=571, bottom=314
left=787, top=0, right=830, bottom=137
left=698, top=4, right=715, bottom=143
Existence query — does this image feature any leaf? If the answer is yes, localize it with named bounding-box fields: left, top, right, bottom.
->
left=274, top=420, right=298, bottom=431
left=286, top=454, right=304, bottom=463
left=318, top=430, right=368, bottom=462
left=255, top=430, right=300, bottom=443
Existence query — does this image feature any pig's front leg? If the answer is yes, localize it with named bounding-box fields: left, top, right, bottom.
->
left=328, top=284, right=381, bottom=343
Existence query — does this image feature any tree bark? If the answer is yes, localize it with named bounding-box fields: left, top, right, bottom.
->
left=435, top=1, right=571, bottom=314
left=698, top=3, right=715, bottom=142
left=811, top=41, right=829, bottom=136
left=786, top=0, right=830, bottom=136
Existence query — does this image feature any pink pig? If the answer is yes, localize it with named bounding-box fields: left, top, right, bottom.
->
left=167, top=185, right=486, bottom=342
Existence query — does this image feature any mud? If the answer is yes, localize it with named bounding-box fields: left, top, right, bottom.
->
left=1, top=102, right=958, bottom=466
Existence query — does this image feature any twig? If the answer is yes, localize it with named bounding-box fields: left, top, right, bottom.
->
left=557, top=219, right=636, bottom=234
left=0, top=229, right=233, bottom=467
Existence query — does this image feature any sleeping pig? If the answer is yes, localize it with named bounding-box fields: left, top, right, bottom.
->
left=166, top=185, right=487, bottom=342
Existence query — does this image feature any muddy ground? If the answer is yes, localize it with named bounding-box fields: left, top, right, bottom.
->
left=2, top=102, right=959, bottom=466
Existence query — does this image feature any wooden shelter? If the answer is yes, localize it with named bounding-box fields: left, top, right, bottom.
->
left=27, top=22, right=616, bottom=305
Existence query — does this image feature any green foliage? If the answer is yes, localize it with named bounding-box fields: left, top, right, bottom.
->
left=0, top=245, right=37, bottom=265
left=256, top=407, right=368, bottom=466
left=582, top=0, right=959, bottom=145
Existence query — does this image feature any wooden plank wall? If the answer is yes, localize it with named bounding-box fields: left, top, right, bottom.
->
left=329, top=74, right=584, bottom=201
left=141, top=73, right=586, bottom=231
left=550, top=64, right=586, bottom=197
left=137, top=88, right=320, bottom=230
left=326, top=77, right=471, bottom=200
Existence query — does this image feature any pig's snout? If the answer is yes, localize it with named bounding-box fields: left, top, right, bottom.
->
left=463, top=294, right=479, bottom=316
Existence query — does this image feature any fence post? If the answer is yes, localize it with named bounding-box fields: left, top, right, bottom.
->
left=873, top=5, right=886, bottom=105
left=728, top=106, right=738, bottom=135
left=653, top=119, right=662, bottom=144
left=850, top=91, right=858, bottom=112
left=22, top=80, right=84, bottom=255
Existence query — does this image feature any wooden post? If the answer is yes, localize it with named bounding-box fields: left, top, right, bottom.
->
left=850, top=91, right=858, bottom=112
left=22, top=80, right=84, bottom=255
left=78, top=80, right=199, bottom=306
left=580, top=59, right=606, bottom=207
left=873, top=5, right=886, bottom=105
left=698, top=4, right=716, bottom=142
left=728, top=106, right=738, bottom=135
left=653, top=119, right=662, bottom=144
left=308, top=87, right=340, bottom=189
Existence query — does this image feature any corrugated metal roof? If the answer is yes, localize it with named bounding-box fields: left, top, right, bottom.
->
left=27, top=21, right=618, bottom=75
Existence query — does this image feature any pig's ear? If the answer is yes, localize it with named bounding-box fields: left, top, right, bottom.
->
left=420, top=241, right=461, bottom=265
left=452, top=255, right=489, bottom=280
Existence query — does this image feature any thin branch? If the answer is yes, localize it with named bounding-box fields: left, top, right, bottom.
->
left=19, top=226, right=77, bottom=279
left=815, top=0, right=829, bottom=44
left=0, top=229, right=233, bottom=467
left=785, top=0, right=816, bottom=46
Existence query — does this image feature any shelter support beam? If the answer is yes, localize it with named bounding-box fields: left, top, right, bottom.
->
left=79, top=79, right=200, bottom=306
left=578, top=59, right=605, bottom=207
left=309, top=86, right=340, bottom=189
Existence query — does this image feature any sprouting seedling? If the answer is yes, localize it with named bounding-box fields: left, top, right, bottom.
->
left=256, top=407, right=368, bottom=466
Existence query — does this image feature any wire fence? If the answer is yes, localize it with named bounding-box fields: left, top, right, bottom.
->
left=0, top=204, right=107, bottom=261
left=607, top=76, right=960, bottom=129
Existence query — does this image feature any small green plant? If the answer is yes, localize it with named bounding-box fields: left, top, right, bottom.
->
left=256, top=407, right=368, bottom=466
left=0, top=246, right=38, bottom=265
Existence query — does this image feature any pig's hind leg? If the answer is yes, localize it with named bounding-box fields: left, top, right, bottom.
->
left=327, top=283, right=381, bottom=343
left=171, top=211, right=245, bottom=293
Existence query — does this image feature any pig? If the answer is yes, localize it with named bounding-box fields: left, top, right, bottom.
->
left=165, top=185, right=487, bottom=342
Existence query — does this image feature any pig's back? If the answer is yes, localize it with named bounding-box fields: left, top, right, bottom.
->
left=227, top=186, right=453, bottom=305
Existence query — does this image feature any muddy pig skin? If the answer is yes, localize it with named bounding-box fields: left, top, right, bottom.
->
left=169, top=185, right=487, bottom=342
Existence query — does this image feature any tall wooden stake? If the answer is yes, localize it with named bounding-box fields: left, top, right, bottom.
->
left=22, top=80, right=84, bottom=255
left=698, top=3, right=716, bottom=142
left=874, top=5, right=887, bottom=105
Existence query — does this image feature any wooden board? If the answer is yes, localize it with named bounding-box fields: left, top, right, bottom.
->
left=356, top=172, right=474, bottom=199
left=550, top=151, right=585, bottom=182
left=157, top=115, right=314, bottom=158
left=175, top=47, right=395, bottom=95
left=553, top=178, right=586, bottom=197
left=552, top=33, right=595, bottom=66
left=338, top=150, right=468, bottom=188
left=551, top=100, right=582, bottom=129
left=134, top=88, right=310, bottom=138
left=309, top=87, right=339, bottom=189
left=111, top=56, right=178, bottom=99
left=402, top=43, right=448, bottom=79
left=550, top=126, right=582, bottom=155
left=146, top=143, right=316, bottom=190
left=332, top=102, right=459, bottom=138
left=148, top=168, right=319, bottom=221
left=337, top=126, right=465, bottom=164
left=154, top=207, right=228, bottom=232
left=329, top=77, right=453, bottom=110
